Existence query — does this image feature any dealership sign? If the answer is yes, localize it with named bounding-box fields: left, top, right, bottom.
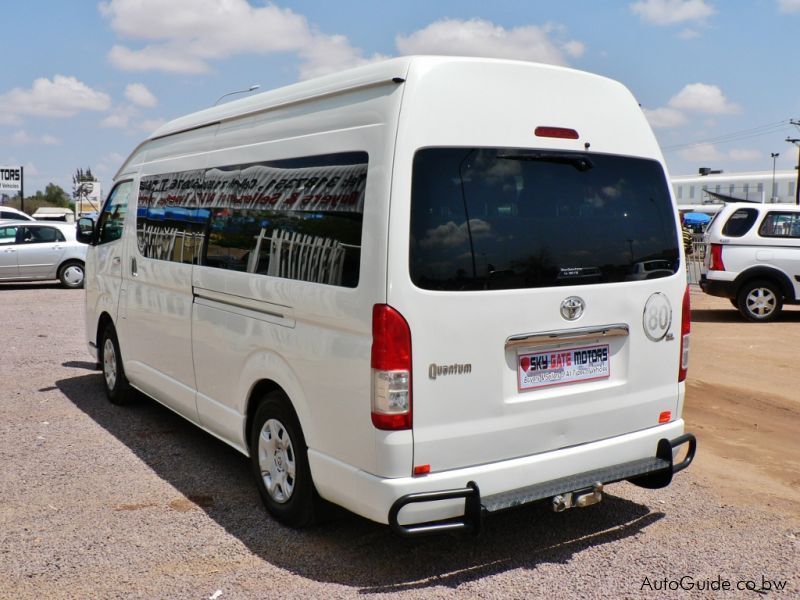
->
left=0, top=167, right=22, bottom=193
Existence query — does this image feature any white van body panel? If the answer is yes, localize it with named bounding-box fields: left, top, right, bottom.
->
left=85, top=56, right=691, bottom=530
left=388, top=58, right=684, bottom=472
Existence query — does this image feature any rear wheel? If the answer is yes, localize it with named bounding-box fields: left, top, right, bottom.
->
left=250, top=391, right=317, bottom=527
left=100, top=323, right=132, bottom=404
left=737, top=280, right=783, bottom=322
left=58, top=261, right=84, bottom=288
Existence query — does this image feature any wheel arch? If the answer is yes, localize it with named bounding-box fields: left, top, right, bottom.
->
left=242, top=366, right=313, bottom=458
left=733, top=267, right=795, bottom=301
left=96, top=312, right=115, bottom=351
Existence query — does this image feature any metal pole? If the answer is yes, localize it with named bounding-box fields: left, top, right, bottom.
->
left=770, top=153, right=779, bottom=202
left=786, top=138, right=800, bottom=206
left=20, top=166, right=24, bottom=213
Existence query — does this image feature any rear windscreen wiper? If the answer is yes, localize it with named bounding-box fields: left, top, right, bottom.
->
left=497, top=152, right=593, bottom=172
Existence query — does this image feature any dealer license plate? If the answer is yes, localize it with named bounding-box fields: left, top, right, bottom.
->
left=517, top=344, right=610, bottom=391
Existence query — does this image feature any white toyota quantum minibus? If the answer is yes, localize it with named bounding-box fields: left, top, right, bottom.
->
left=78, top=56, right=695, bottom=537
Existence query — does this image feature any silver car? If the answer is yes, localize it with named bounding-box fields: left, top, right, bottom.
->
left=0, top=220, right=87, bottom=288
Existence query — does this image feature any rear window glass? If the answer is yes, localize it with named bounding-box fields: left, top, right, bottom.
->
left=722, top=208, right=758, bottom=237
left=409, top=148, right=679, bottom=291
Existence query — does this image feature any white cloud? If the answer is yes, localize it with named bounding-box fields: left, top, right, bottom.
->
left=100, top=0, right=387, bottom=80
left=1, top=130, right=61, bottom=146
left=396, top=18, right=581, bottom=66
left=644, top=82, right=738, bottom=130
left=678, top=142, right=724, bottom=162
left=630, top=0, right=715, bottom=25
left=644, top=107, right=688, bottom=128
left=138, top=118, right=167, bottom=133
left=124, top=83, right=158, bottom=107
left=668, top=83, right=740, bottom=115
left=678, top=144, right=762, bottom=163
left=101, top=105, right=138, bottom=129
left=0, top=75, right=111, bottom=119
left=728, top=149, right=762, bottom=161
left=778, top=0, right=800, bottom=13
left=297, top=34, right=388, bottom=80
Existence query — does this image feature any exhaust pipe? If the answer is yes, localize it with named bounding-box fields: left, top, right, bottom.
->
left=552, top=482, right=603, bottom=512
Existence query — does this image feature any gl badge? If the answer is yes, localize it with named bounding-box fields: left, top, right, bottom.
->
left=560, top=296, right=585, bottom=321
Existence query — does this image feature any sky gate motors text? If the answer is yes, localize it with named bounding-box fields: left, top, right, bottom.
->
left=522, top=347, right=609, bottom=372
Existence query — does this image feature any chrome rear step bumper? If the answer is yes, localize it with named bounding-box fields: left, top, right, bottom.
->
left=388, top=432, right=696, bottom=538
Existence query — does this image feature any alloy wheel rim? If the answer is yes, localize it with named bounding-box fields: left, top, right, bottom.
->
left=103, top=338, right=117, bottom=390
left=746, top=288, right=776, bottom=318
left=257, top=418, right=296, bottom=503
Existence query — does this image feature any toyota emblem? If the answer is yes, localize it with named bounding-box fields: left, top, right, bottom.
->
left=560, top=296, right=585, bottom=321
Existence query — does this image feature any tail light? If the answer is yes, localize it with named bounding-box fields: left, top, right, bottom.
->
left=371, top=304, right=412, bottom=430
left=679, top=285, right=691, bottom=382
left=709, top=243, right=725, bottom=271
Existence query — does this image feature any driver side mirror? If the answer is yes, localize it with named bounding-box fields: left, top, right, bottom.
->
left=76, top=217, right=95, bottom=244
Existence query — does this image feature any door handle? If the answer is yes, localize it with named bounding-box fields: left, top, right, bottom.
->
left=112, top=256, right=121, bottom=265
left=131, top=257, right=138, bottom=276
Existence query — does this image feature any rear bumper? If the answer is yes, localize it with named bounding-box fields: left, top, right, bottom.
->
left=699, top=274, right=736, bottom=298
left=388, top=432, right=696, bottom=537
left=308, top=420, right=691, bottom=530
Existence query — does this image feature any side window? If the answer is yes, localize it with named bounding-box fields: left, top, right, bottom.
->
left=137, top=152, right=367, bottom=287
left=721, top=208, right=758, bottom=237
left=96, top=181, right=132, bottom=245
left=759, top=212, right=800, bottom=238
left=0, top=225, right=17, bottom=244
left=18, top=227, right=62, bottom=244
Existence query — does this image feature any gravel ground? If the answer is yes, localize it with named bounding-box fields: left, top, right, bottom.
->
left=0, top=283, right=797, bottom=599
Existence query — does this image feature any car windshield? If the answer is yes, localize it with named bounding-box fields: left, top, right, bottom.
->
left=409, top=147, right=680, bottom=291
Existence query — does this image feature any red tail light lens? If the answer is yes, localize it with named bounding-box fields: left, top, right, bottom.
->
left=679, top=285, right=691, bottom=382
left=709, top=243, right=725, bottom=271
left=371, top=305, right=412, bottom=430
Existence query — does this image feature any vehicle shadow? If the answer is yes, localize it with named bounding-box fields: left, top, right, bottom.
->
left=57, top=371, right=664, bottom=592
left=0, top=281, right=64, bottom=291
left=692, top=308, right=800, bottom=323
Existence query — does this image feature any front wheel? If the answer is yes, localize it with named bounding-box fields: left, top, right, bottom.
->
left=100, top=323, right=132, bottom=404
left=250, top=392, right=318, bottom=527
left=58, top=261, right=84, bottom=288
left=737, top=280, right=783, bottom=322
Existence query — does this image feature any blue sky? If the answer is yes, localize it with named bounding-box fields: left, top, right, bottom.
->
left=2, top=0, right=799, bottom=197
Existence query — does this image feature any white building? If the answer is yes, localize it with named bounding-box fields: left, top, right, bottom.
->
left=671, top=169, right=798, bottom=211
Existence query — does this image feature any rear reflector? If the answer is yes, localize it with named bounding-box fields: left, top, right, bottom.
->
left=709, top=243, right=725, bottom=271
left=659, top=411, right=672, bottom=424
left=535, top=126, right=579, bottom=139
left=413, top=464, right=430, bottom=476
left=371, top=304, right=412, bottom=430
left=679, top=285, right=691, bottom=382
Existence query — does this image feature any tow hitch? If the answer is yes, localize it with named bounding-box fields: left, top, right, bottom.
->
left=552, top=482, right=603, bottom=512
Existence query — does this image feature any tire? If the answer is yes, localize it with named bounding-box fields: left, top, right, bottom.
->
left=250, top=391, right=318, bottom=527
left=736, top=279, right=783, bottom=322
left=58, top=260, right=85, bottom=289
left=100, top=323, right=132, bottom=405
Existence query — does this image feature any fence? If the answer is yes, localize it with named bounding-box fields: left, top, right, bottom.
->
left=686, top=234, right=706, bottom=285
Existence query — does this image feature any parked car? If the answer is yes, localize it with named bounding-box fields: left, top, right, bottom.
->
left=0, top=206, right=35, bottom=221
left=700, top=202, right=800, bottom=321
left=0, top=221, right=87, bottom=288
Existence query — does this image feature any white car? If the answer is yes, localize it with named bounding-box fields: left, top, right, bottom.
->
left=0, top=206, right=36, bottom=221
left=700, top=202, right=800, bottom=321
left=0, top=221, right=87, bottom=288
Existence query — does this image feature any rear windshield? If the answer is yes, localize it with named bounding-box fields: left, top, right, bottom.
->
left=409, top=148, right=679, bottom=291
left=721, top=208, right=758, bottom=237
